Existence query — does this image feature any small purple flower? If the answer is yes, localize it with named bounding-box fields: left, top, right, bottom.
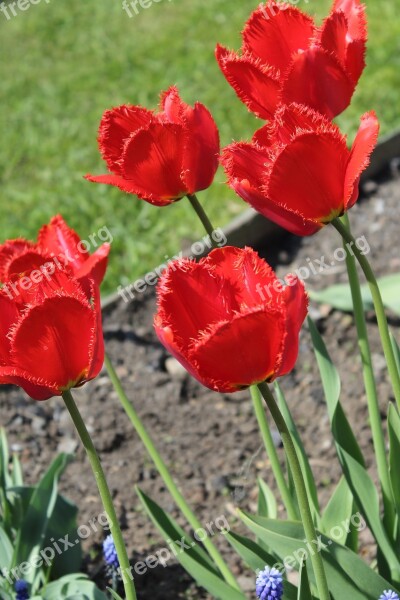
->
left=103, top=534, right=119, bottom=569
left=256, top=565, right=283, bottom=600
left=379, top=591, right=400, bottom=600
left=14, top=580, right=29, bottom=600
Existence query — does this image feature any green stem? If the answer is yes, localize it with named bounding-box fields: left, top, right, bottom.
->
left=250, top=386, right=298, bottom=520
left=258, top=382, right=331, bottom=600
left=332, top=218, right=400, bottom=411
left=340, top=214, right=395, bottom=534
left=187, top=193, right=218, bottom=244
left=104, top=355, right=241, bottom=591
left=62, top=390, right=136, bottom=600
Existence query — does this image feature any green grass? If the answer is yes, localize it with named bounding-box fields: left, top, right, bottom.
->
left=1, top=0, right=399, bottom=295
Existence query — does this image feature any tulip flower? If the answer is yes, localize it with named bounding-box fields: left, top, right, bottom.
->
left=216, top=0, right=367, bottom=120
left=0, top=270, right=104, bottom=400
left=154, top=246, right=308, bottom=393
left=85, top=86, right=220, bottom=206
left=0, top=215, right=110, bottom=297
left=221, top=103, right=379, bottom=236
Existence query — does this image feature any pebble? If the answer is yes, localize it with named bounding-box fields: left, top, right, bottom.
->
left=57, top=438, right=78, bottom=454
left=165, top=357, right=187, bottom=378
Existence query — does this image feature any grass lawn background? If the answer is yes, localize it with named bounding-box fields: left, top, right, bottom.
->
left=1, top=0, right=399, bottom=294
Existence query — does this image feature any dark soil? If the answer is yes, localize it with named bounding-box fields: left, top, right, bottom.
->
left=1, top=162, right=400, bottom=599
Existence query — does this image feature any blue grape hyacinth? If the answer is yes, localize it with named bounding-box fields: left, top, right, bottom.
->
left=103, top=534, right=119, bottom=569
left=379, top=591, right=400, bottom=600
left=256, top=565, right=283, bottom=600
left=14, top=580, right=29, bottom=600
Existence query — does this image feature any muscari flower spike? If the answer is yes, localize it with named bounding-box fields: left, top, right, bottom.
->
left=14, top=580, right=29, bottom=600
left=379, top=591, right=400, bottom=600
left=256, top=565, right=283, bottom=600
left=103, top=534, right=120, bottom=570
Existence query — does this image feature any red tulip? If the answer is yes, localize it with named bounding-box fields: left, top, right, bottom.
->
left=0, top=215, right=110, bottom=299
left=85, top=87, right=220, bottom=206
left=154, top=246, right=308, bottom=393
left=221, top=104, right=379, bottom=236
left=0, top=271, right=104, bottom=400
left=216, top=0, right=367, bottom=120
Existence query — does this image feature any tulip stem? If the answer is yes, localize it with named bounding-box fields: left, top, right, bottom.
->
left=62, top=389, right=137, bottom=600
left=339, top=214, right=395, bottom=535
left=250, top=385, right=298, bottom=520
left=104, top=354, right=242, bottom=592
left=258, top=382, right=331, bottom=600
left=332, top=217, right=400, bottom=411
left=187, top=193, right=218, bottom=244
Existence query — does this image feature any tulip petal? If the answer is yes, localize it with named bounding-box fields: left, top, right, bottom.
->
left=277, top=277, right=308, bottom=376
left=190, top=309, right=286, bottom=392
left=0, top=366, right=59, bottom=400
left=0, top=293, right=18, bottom=365
left=75, top=244, right=110, bottom=287
left=281, top=45, right=355, bottom=119
left=320, top=11, right=366, bottom=84
left=181, top=102, right=220, bottom=194
left=156, top=259, right=240, bottom=350
left=121, top=123, right=187, bottom=202
left=0, top=239, right=34, bottom=281
left=333, top=0, right=367, bottom=39
left=344, top=111, right=379, bottom=209
left=10, top=296, right=96, bottom=390
left=98, top=105, right=153, bottom=174
left=38, top=215, right=89, bottom=267
left=222, top=141, right=321, bottom=236
left=215, top=45, right=280, bottom=120
left=87, top=283, right=105, bottom=381
left=266, top=131, right=349, bottom=223
left=243, top=4, right=315, bottom=72
left=206, top=246, right=278, bottom=308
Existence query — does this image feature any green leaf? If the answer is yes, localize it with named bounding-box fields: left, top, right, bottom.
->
left=238, top=513, right=398, bottom=600
left=310, top=273, right=400, bottom=316
left=308, top=317, right=400, bottom=580
left=298, top=558, right=313, bottom=600
left=13, top=453, right=72, bottom=582
left=11, top=454, right=23, bottom=487
left=225, top=530, right=277, bottom=572
left=257, top=478, right=277, bottom=519
left=107, top=590, right=124, bottom=600
left=275, top=382, right=320, bottom=525
left=321, top=477, right=356, bottom=549
left=136, top=487, right=246, bottom=600
left=0, top=525, right=13, bottom=568
left=388, top=404, right=400, bottom=535
left=40, top=574, right=108, bottom=600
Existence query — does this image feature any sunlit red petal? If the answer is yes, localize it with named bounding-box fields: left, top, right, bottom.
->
left=0, top=239, right=35, bottom=281
left=181, top=102, right=220, bottom=194
left=156, top=259, right=240, bottom=351
left=215, top=45, right=280, bottom=120
left=333, top=0, right=367, bottom=39
left=320, top=11, right=366, bottom=84
left=206, top=246, right=278, bottom=308
left=121, top=123, right=187, bottom=202
left=281, top=45, right=355, bottom=119
left=0, top=293, right=19, bottom=365
left=0, top=367, right=59, bottom=400
left=75, top=243, right=110, bottom=287
left=277, top=278, right=308, bottom=376
left=190, top=309, right=285, bottom=392
left=10, top=296, right=96, bottom=391
left=242, top=4, right=315, bottom=72
left=38, top=215, right=88, bottom=269
left=98, top=105, right=153, bottom=174
left=266, top=131, right=349, bottom=223
left=344, top=111, right=379, bottom=209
